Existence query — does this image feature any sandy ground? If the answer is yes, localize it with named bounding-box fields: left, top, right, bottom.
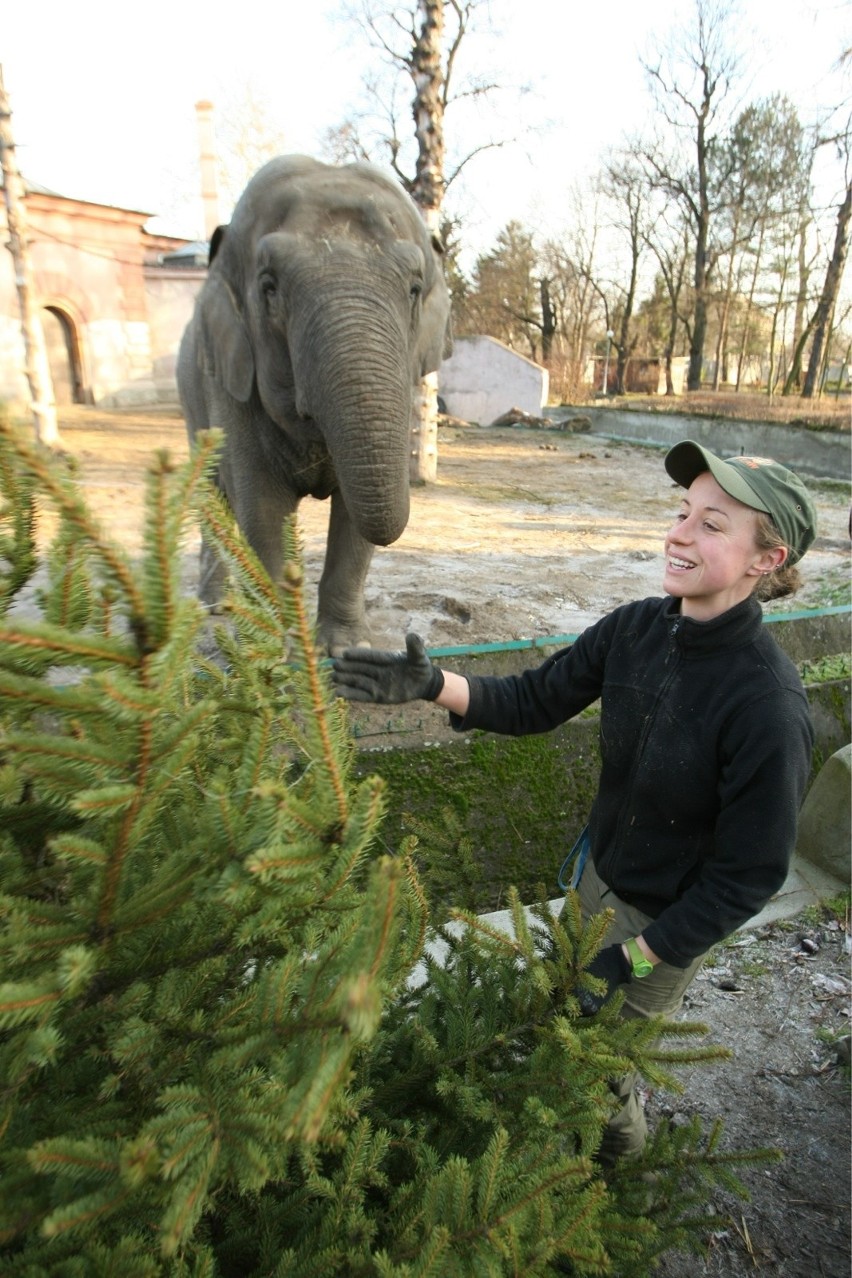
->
left=10, top=404, right=852, bottom=1277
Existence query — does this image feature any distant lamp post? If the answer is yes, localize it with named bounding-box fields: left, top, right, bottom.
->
left=602, top=330, right=614, bottom=396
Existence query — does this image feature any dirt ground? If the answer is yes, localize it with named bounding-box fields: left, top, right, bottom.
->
left=650, top=916, right=851, bottom=1278
left=14, top=404, right=852, bottom=1277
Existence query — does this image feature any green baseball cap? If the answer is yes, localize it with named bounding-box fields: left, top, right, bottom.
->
left=665, top=440, right=818, bottom=564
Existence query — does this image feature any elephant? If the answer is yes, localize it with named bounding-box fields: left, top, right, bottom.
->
left=177, top=154, right=453, bottom=654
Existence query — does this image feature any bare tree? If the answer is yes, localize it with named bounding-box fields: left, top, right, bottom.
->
left=539, top=188, right=605, bottom=398
left=782, top=114, right=852, bottom=397
left=213, top=83, right=291, bottom=212
left=331, top=0, right=510, bottom=197
left=802, top=128, right=852, bottom=397
left=709, top=95, right=808, bottom=389
left=641, top=0, right=742, bottom=391
left=645, top=210, right=691, bottom=395
left=331, top=0, right=519, bottom=479
left=600, top=150, right=650, bottom=393
left=0, top=67, right=61, bottom=447
left=408, top=1, right=447, bottom=480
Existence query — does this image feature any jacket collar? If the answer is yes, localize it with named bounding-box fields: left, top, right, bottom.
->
left=664, top=593, right=763, bottom=655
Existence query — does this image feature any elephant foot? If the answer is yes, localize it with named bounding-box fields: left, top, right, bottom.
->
left=319, top=618, right=373, bottom=658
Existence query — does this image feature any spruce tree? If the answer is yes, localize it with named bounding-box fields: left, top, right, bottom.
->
left=0, top=414, right=774, bottom=1276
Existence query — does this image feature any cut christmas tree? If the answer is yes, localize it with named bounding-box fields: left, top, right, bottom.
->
left=0, top=415, right=773, bottom=1276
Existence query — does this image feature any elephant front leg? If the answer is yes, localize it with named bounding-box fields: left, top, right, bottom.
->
left=318, top=493, right=376, bottom=655
left=198, top=534, right=229, bottom=609
left=235, top=482, right=299, bottom=599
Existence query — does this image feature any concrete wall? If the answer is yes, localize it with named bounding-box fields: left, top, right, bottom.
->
left=439, top=336, right=548, bottom=424
left=553, top=406, right=851, bottom=481
left=144, top=267, right=205, bottom=401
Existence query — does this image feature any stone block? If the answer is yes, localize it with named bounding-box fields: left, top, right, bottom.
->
left=795, top=744, right=852, bottom=881
left=438, top=335, right=548, bottom=424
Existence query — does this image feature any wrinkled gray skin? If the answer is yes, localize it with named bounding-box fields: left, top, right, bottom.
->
left=177, top=155, right=452, bottom=654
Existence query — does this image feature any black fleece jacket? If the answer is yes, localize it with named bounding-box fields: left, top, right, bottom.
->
left=450, top=595, right=814, bottom=968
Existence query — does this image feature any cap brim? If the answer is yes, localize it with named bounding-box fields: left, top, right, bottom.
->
left=664, top=441, right=770, bottom=513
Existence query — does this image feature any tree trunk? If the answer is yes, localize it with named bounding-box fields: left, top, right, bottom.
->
left=410, top=0, right=446, bottom=485
left=688, top=192, right=711, bottom=392
left=788, top=195, right=811, bottom=388
left=685, top=54, right=717, bottom=393
left=615, top=238, right=640, bottom=395
left=712, top=204, right=742, bottom=391
left=734, top=221, right=765, bottom=392
left=0, top=67, right=60, bottom=447
left=540, top=278, right=557, bottom=363
left=802, top=180, right=852, bottom=398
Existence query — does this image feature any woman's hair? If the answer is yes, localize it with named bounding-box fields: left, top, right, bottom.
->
left=753, top=512, right=801, bottom=601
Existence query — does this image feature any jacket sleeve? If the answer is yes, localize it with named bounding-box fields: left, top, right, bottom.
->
left=449, top=610, right=619, bottom=736
left=643, top=687, right=814, bottom=967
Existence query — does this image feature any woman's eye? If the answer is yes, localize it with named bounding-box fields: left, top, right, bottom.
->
left=703, top=521, right=719, bottom=532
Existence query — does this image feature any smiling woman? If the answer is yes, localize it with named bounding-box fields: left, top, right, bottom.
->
left=332, top=438, right=821, bottom=1165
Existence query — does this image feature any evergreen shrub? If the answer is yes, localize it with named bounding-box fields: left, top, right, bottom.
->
left=0, top=416, right=773, bottom=1275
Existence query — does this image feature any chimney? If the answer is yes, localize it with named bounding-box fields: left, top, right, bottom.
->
left=195, top=99, right=220, bottom=242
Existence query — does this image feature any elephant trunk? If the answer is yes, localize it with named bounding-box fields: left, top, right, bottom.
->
left=295, top=302, right=413, bottom=546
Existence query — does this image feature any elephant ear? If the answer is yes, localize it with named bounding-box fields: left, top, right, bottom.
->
left=208, top=224, right=227, bottom=265
left=197, top=270, right=255, bottom=404
left=418, top=233, right=454, bottom=376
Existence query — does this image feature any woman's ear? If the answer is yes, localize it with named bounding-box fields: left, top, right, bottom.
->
left=753, top=545, right=788, bottom=576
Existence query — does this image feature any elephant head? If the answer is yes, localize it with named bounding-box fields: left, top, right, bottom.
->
left=193, top=156, right=452, bottom=549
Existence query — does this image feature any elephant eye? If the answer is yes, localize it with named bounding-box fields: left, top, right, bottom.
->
left=410, top=281, right=423, bottom=302
left=259, top=274, right=277, bottom=304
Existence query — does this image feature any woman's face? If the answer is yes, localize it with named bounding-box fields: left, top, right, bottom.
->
left=663, top=471, right=785, bottom=621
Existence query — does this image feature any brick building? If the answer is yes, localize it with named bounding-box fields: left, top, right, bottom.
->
left=0, top=179, right=205, bottom=410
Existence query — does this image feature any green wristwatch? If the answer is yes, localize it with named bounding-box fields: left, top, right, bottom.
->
left=625, top=937, right=654, bottom=979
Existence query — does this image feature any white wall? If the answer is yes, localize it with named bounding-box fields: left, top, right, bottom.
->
left=439, top=335, right=548, bottom=424
left=144, top=268, right=205, bottom=401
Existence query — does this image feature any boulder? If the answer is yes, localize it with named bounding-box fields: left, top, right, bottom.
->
left=490, top=407, right=550, bottom=429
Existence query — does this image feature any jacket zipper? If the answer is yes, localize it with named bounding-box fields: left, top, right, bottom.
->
left=614, top=617, right=683, bottom=845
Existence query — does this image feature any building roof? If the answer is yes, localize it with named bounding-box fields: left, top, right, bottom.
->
left=0, top=171, right=154, bottom=218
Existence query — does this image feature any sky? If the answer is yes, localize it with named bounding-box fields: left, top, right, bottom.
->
left=2, top=0, right=850, bottom=262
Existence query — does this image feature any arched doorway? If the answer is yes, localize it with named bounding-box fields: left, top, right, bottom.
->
left=41, top=307, right=85, bottom=405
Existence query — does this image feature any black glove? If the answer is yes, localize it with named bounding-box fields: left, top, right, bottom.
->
left=331, top=633, right=445, bottom=704
left=577, top=943, right=632, bottom=1016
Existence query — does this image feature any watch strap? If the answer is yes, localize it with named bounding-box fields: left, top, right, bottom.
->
left=625, top=936, right=654, bottom=978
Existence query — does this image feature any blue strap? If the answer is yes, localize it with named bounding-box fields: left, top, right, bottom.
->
left=557, top=824, right=590, bottom=893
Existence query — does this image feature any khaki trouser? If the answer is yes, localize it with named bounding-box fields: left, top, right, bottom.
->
left=577, top=857, right=706, bottom=1163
